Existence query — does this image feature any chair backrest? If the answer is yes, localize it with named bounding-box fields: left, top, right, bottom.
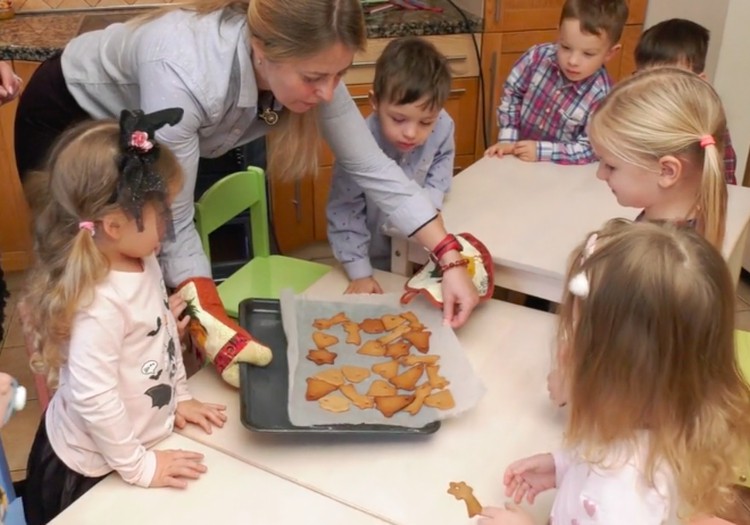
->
left=194, top=166, right=271, bottom=260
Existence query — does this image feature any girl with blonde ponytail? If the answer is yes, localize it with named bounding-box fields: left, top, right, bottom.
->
left=23, top=111, right=227, bottom=525
left=15, top=0, right=480, bottom=373
left=588, top=67, right=728, bottom=248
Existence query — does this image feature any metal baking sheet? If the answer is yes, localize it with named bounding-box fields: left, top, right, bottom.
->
left=238, top=298, right=440, bottom=434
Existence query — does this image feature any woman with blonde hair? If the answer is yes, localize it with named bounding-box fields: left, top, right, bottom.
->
left=588, top=67, right=728, bottom=249
left=15, top=0, right=480, bottom=372
left=481, top=220, right=750, bottom=524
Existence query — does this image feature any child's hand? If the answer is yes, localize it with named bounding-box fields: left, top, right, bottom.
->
left=175, top=399, right=227, bottom=434
left=150, top=449, right=207, bottom=489
left=478, top=504, right=535, bottom=525
left=504, top=453, right=556, bottom=504
left=168, top=293, right=190, bottom=342
left=484, top=142, right=516, bottom=158
left=513, top=141, right=538, bottom=162
left=546, top=368, right=568, bottom=407
left=0, top=372, right=15, bottom=427
left=345, top=277, right=384, bottom=294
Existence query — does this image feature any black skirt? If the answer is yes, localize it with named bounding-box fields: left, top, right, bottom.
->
left=23, top=415, right=106, bottom=525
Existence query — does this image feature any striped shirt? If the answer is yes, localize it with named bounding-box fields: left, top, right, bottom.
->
left=497, top=43, right=611, bottom=165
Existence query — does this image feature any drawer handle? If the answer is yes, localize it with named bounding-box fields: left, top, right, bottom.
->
left=494, top=0, right=501, bottom=23
left=352, top=88, right=465, bottom=102
left=352, top=54, right=468, bottom=68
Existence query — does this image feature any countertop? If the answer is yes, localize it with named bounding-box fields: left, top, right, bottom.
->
left=0, top=0, right=482, bottom=62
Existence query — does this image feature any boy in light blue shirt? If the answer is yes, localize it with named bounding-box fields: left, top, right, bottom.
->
left=327, top=37, right=455, bottom=294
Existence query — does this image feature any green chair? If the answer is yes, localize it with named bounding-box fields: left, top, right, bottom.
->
left=194, top=166, right=331, bottom=318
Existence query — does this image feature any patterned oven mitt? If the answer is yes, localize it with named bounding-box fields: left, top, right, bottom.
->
left=401, top=233, right=494, bottom=307
left=177, top=277, right=272, bottom=387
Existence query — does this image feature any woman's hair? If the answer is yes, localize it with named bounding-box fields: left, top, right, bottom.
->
left=557, top=219, right=750, bottom=520
left=589, top=67, right=727, bottom=248
left=23, top=120, right=182, bottom=387
left=136, top=0, right=366, bottom=181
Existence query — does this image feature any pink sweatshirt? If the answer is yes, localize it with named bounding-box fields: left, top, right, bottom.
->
left=46, top=254, right=191, bottom=487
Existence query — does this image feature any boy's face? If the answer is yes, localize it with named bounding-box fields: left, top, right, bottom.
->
left=557, top=19, right=619, bottom=82
left=372, top=95, right=441, bottom=153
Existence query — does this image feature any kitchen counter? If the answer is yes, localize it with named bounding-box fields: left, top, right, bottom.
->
left=0, top=0, right=481, bottom=62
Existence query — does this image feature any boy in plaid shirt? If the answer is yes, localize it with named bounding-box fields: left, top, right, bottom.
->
left=634, top=18, right=737, bottom=185
left=486, top=0, right=628, bottom=165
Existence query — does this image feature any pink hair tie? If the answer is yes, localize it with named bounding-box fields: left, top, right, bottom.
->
left=699, top=135, right=716, bottom=148
left=78, top=221, right=95, bottom=236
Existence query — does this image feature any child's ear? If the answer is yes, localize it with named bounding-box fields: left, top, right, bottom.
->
left=657, top=155, right=683, bottom=188
left=100, top=212, right=124, bottom=240
left=368, top=90, right=378, bottom=111
left=604, top=43, right=622, bottom=64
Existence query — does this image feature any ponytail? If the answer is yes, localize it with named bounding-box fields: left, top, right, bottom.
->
left=697, top=137, right=727, bottom=249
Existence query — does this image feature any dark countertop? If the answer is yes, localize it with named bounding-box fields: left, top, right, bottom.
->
left=0, top=0, right=482, bottom=62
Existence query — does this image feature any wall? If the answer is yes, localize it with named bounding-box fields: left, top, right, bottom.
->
left=449, top=0, right=483, bottom=18
left=645, top=0, right=750, bottom=180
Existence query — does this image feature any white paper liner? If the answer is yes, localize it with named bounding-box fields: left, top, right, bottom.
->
left=280, top=289, right=486, bottom=428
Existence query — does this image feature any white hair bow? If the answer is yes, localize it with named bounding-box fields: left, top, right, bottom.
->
left=568, top=233, right=598, bottom=298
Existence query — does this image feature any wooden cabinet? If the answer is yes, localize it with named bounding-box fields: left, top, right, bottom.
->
left=484, top=0, right=647, bottom=33
left=270, top=34, right=481, bottom=253
left=0, top=60, right=38, bottom=272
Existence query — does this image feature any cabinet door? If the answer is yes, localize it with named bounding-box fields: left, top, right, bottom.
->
left=0, top=60, right=39, bottom=271
left=444, top=77, right=478, bottom=157
left=609, top=25, right=642, bottom=82
left=267, top=163, right=316, bottom=254
left=485, top=0, right=648, bottom=33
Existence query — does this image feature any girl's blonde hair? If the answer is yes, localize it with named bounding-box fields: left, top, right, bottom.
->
left=557, top=219, right=750, bottom=521
left=136, top=0, right=367, bottom=180
left=589, top=67, right=728, bottom=248
left=23, top=120, right=182, bottom=387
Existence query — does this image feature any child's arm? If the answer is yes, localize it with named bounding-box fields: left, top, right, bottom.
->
left=326, top=163, right=376, bottom=283
left=723, top=130, right=737, bottom=185
left=422, top=116, right=455, bottom=208
left=496, top=46, right=539, bottom=145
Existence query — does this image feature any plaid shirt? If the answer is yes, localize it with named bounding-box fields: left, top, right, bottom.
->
left=724, top=129, right=737, bottom=184
left=497, top=43, right=611, bottom=165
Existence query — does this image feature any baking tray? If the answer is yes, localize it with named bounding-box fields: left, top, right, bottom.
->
left=238, top=298, right=440, bottom=434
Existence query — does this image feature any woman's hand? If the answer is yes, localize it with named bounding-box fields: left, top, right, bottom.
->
left=478, top=504, right=535, bottom=525
left=0, top=62, right=21, bottom=105
left=150, top=449, right=206, bottom=488
left=504, top=453, right=556, bottom=505
left=345, top=277, right=384, bottom=295
left=168, top=293, right=190, bottom=342
left=175, top=399, right=227, bottom=434
left=440, top=252, right=479, bottom=328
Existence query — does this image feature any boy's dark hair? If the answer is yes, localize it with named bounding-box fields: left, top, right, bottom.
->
left=373, top=37, right=452, bottom=110
left=634, top=18, right=709, bottom=74
left=560, top=0, right=629, bottom=45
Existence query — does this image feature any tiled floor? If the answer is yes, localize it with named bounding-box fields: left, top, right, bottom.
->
left=1, top=262, right=750, bottom=485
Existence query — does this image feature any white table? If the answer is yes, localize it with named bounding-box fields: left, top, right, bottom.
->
left=178, top=269, right=565, bottom=525
left=50, top=434, right=389, bottom=525
left=391, top=156, right=750, bottom=302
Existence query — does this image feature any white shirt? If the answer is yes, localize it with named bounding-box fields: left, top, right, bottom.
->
left=46, top=255, right=191, bottom=487
left=551, top=438, right=677, bottom=525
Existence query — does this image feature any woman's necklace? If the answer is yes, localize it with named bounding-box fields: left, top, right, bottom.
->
left=257, top=92, right=279, bottom=126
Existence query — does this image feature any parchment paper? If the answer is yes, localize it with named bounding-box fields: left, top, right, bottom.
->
left=280, top=289, right=486, bottom=428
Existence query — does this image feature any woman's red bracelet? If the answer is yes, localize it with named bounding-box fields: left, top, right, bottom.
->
left=431, top=233, right=462, bottom=262
left=439, top=258, right=470, bottom=274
